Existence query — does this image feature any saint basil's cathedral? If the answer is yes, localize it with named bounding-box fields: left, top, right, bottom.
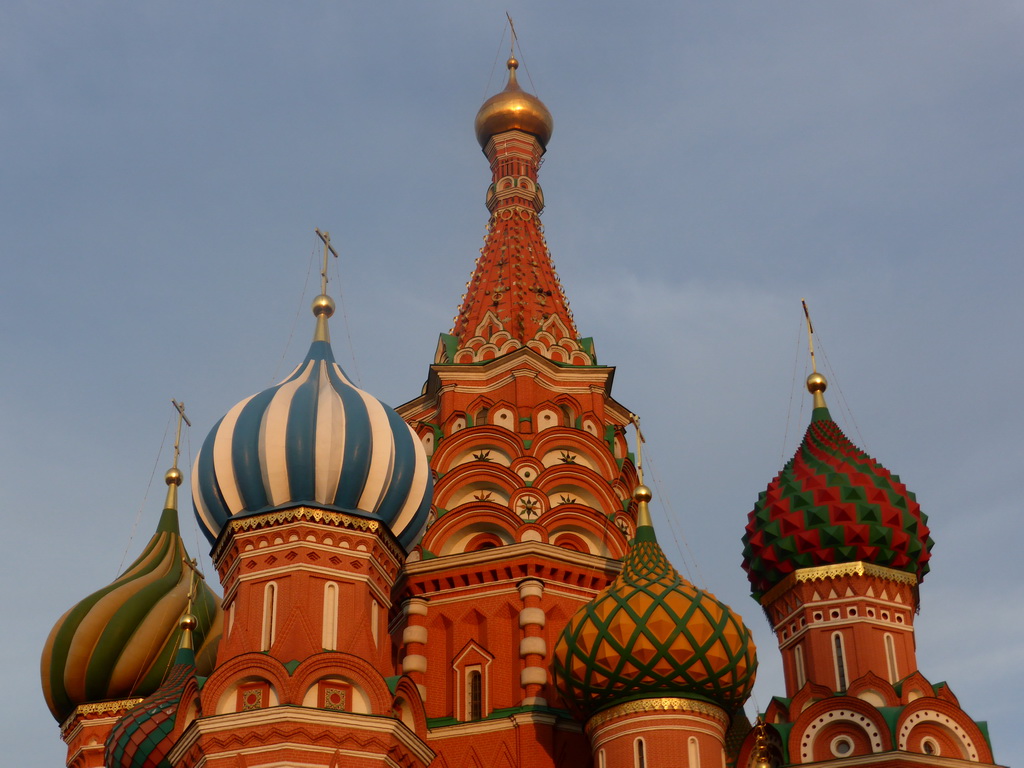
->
left=41, top=54, right=1003, bottom=768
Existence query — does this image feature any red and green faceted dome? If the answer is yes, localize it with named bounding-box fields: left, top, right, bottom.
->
left=105, top=642, right=195, bottom=768
left=554, top=517, right=757, bottom=716
left=742, top=407, right=934, bottom=601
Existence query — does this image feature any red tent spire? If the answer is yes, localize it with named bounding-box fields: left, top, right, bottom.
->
left=439, top=58, right=594, bottom=367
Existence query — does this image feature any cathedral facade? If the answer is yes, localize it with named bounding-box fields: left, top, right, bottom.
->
left=41, top=56, right=1002, bottom=768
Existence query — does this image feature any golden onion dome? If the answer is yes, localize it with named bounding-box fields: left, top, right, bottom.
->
left=474, top=57, right=554, bottom=149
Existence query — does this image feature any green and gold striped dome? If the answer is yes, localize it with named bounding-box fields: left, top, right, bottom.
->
left=553, top=487, right=756, bottom=717
left=41, top=472, right=222, bottom=723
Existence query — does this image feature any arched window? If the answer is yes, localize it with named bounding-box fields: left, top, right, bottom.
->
left=687, top=736, right=700, bottom=767
left=884, top=633, right=898, bottom=682
left=322, top=583, right=338, bottom=650
left=635, top=738, right=646, bottom=768
left=467, top=670, right=482, bottom=720
left=832, top=632, right=848, bottom=691
left=795, top=644, right=806, bottom=689
left=261, top=582, right=278, bottom=651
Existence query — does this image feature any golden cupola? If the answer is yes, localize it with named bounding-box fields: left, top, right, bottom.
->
left=474, top=56, right=554, bottom=149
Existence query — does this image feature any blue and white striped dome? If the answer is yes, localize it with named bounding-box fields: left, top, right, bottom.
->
left=192, top=323, right=432, bottom=551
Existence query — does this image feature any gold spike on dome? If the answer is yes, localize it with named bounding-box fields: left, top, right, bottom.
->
left=806, top=372, right=828, bottom=409
left=634, top=484, right=654, bottom=528
left=164, top=400, right=190, bottom=510
left=313, top=228, right=339, bottom=343
left=802, top=300, right=828, bottom=410
left=475, top=57, right=554, bottom=148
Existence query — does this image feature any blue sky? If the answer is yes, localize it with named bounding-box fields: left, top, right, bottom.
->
left=3, top=3, right=1021, bottom=764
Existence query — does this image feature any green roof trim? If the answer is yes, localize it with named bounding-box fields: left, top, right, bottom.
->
left=438, top=333, right=459, bottom=362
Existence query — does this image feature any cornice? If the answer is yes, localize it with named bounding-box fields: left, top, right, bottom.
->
left=585, top=697, right=729, bottom=733
left=170, top=706, right=435, bottom=765
left=761, top=561, right=918, bottom=606
left=403, top=541, right=620, bottom=582
left=212, top=506, right=405, bottom=565
left=430, top=346, right=615, bottom=385
left=60, top=698, right=143, bottom=736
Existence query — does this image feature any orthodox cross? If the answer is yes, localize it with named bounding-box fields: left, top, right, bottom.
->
left=506, top=12, right=518, bottom=56
left=315, top=228, right=339, bottom=295
left=801, top=298, right=818, bottom=374
left=181, top=556, right=209, bottom=632
left=629, top=412, right=646, bottom=484
left=170, top=399, right=191, bottom=471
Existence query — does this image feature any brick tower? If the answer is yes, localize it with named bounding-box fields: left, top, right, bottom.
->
left=392, top=55, right=643, bottom=766
left=736, top=372, right=1002, bottom=766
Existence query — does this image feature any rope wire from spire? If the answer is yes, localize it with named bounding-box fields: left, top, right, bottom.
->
left=116, top=409, right=174, bottom=576
left=270, top=236, right=318, bottom=384
left=629, top=414, right=706, bottom=587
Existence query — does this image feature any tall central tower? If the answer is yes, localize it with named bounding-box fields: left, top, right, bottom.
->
left=395, top=57, right=641, bottom=766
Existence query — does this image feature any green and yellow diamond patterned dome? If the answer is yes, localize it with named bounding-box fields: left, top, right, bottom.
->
left=553, top=486, right=757, bottom=717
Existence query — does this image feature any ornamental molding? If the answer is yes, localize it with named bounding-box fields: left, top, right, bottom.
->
left=169, top=707, right=435, bottom=765
left=403, top=540, right=620, bottom=586
left=585, top=697, right=729, bottom=732
left=213, top=506, right=404, bottom=564
left=797, top=707, right=884, bottom=761
left=430, top=347, right=613, bottom=386
left=61, top=698, right=143, bottom=735
left=761, top=561, right=917, bottom=605
left=898, top=709, right=979, bottom=761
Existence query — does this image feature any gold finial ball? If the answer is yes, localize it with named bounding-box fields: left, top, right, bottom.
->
left=633, top=484, right=653, bottom=503
left=507, top=56, right=519, bottom=70
left=806, top=372, right=828, bottom=394
left=165, top=467, right=183, bottom=487
left=312, top=294, right=336, bottom=318
left=180, top=613, right=198, bottom=631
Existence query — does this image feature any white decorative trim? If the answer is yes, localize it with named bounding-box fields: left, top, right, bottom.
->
left=519, top=607, right=546, bottom=627
left=898, top=710, right=978, bottom=761
left=403, top=654, right=427, bottom=674
left=798, top=709, right=884, bottom=761
left=520, top=637, right=547, bottom=657
left=520, top=666, right=548, bottom=686
left=403, top=625, right=428, bottom=645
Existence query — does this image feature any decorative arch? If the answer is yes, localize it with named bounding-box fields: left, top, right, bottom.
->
left=433, top=463, right=520, bottom=509
left=443, top=412, right=468, bottom=436
left=896, top=671, right=936, bottom=704
left=528, top=429, right=620, bottom=479
left=290, top=651, right=395, bottom=716
left=848, top=672, right=899, bottom=708
left=430, top=425, right=524, bottom=469
left=896, top=700, right=993, bottom=763
left=543, top=506, right=628, bottom=559
left=537, top=465, right=622, bottom=512
left=422, top=506, right=521, bottom=556
left=790, top=700, right=891, bottom=763
left=391, top=676, right=429, bottom=738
